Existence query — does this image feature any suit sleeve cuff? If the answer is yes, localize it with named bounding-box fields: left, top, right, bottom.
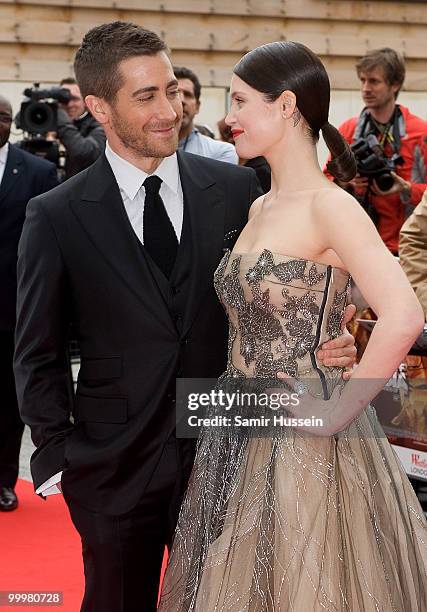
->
left=36, top=471, right=63, bottom=496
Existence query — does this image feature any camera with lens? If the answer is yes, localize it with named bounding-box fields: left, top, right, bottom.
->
left=15, top=83, right=71, bottom=169
left=17, top=83, right=71, bottom=135
left=351, top=134, right=404, bottom=192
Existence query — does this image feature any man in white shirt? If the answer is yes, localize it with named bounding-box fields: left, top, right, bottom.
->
left=0, top=97, right=12, bottom=185
left=0, top=94, right=57, bottom=512
left=14, top=22, right=357, bottom=612
left=175, top=65, right=239, bottom=164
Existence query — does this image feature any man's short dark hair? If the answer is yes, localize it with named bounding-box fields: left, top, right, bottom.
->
left=74, top=21, right=167, bottom=102
left=60, top=77, right=77, bottom=86
left=173, top=66, right=201, bottom=101
left=356, top=48, right=406, bottom=97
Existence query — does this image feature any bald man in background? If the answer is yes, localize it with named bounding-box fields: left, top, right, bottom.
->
left=0, top=94, right=58, bottom=510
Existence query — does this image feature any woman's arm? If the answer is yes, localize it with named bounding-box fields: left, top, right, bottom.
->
left=296, top=191, right=424, bottom=433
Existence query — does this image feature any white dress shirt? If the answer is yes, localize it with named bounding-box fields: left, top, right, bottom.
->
left=36, top=142, right=184, bottom=497
left=0, top=142, right=9, bottom=186
left=106, top=141, right=184, bottom=243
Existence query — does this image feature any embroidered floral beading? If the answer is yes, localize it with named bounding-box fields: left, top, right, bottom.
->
left=327, top=278, right=352, bottom=339
left=214, top=249, right=350, bottom=382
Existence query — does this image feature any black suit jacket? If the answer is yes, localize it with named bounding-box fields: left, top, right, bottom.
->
left=14, top=151, right=260, bottom=514
left=0, top=144, right=58, bottom=331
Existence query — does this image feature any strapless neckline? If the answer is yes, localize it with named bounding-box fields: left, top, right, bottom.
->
left=226, top=248, right=350, bottom=277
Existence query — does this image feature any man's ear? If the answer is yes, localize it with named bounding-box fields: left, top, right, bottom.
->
left=195, top=99, right=201, bottom=116
left=391, top=82, right=400, bottom=98
left=85, top=95, right=109, bottom=125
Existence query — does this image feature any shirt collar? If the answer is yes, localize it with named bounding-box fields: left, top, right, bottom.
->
left=0, top=142, right=9, bottom=166
left=105, top=142, right=179, bottom=201
left=179, top=127, right=198, bottom=147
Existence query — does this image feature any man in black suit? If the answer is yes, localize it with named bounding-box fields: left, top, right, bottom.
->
left=0, top=94, right=58, bottom=511
left=14, top=23, right=356, bottom=612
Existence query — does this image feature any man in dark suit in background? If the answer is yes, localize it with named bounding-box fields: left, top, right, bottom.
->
left=14, top=23, right=356, bottom=612
left=0, top=94, right=58, bottom=511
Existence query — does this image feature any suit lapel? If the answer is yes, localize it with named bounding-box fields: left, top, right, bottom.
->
left=0, top=145, right=23, bottom=206
left=177, top=151, right=226, bottom=337
left=70, top=154, right=175, bottom=332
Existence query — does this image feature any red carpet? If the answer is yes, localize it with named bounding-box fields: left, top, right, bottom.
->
left=0, top=479, right=168, bottom=611
left=0, top=479, right=83, bottom=610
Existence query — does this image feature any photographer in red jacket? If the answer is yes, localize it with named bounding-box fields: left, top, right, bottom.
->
left=325, top=48, right=427, bottom=254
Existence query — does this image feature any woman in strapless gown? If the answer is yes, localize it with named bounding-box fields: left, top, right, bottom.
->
left=159, top=42, right=427, bottom=611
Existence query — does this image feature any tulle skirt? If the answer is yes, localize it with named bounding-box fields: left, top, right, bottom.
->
left=159, top=405, right=427, bottom=611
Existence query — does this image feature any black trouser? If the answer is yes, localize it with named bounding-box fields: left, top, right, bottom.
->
left=63, top=435, right=195, bottom=612
left=0, top=330, right=25, bottom=488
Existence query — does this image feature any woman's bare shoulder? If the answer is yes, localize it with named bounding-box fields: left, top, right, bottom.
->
left=248, top=195, right=264, bottom=220
left=311, top=186, right=362, bottom=220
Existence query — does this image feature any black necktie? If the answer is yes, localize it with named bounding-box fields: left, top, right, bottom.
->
left=143, top=175, right=178, bottom=279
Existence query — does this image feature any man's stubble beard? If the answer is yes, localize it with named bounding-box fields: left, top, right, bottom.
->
left=111, top=113, right=180, bottom=159
left=180, top=112, right=192, bottom=129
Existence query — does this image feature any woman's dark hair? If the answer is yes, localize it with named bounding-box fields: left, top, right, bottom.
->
left=234, top=41, right=356, bottom=182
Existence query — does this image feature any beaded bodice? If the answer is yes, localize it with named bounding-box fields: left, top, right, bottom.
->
left=214, top=249, right=351, bottom=399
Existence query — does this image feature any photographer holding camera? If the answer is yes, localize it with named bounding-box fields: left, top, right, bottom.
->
left=54, top=78, right=105, bottom=179
left=17, top=78, right=105, bottom=180
left=325, top=48, right=427, bottom=254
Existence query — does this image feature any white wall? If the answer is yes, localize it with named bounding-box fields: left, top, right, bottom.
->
left=195, top=86, right=228, bottom=136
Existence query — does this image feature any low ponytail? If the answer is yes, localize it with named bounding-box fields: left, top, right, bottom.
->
left=322, top=122, right=357, bottom=183
left=233, top=41, right=358, bottom=183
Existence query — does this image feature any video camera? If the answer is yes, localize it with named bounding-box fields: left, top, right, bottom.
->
left=17, top=83, right=71, bottom=135
left=351, top=134, right=404, bottom=192
left=15, top=83, right=71, bottom=169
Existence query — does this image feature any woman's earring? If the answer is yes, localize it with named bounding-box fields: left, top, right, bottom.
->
left=292, top=109, right=301, bottom=127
